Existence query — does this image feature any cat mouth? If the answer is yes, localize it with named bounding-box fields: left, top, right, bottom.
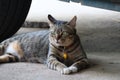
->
left=55, top=40, right=64, bottom=44
left=55, top=42, right=65, bottom=46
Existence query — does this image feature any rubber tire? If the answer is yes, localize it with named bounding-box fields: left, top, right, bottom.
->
left=0, top=0, right=32, bottom=42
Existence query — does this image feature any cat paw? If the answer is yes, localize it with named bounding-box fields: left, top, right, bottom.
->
left=61, top=67, right=78, bottom=74
left=69, top=66, right=78, bottom=73
left=61, top=68, right=72, bottom=75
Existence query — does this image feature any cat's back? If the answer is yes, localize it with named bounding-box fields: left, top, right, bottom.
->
left=1, top=30, right=50, bottom=63
left=1, top=30, right=49, bottom=45
left=18, top=30, right=49, bottom=52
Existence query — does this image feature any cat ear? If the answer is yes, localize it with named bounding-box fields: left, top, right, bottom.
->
left=48, top=14, right=57, bottom=24
left=67, top=16, right=77, bottom=28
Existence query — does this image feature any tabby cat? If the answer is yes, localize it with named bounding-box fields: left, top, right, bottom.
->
left=0, top=15, right=89, bottom=74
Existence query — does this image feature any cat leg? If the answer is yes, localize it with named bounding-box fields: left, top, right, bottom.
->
left=59, top=59, right=89, bottom=75
left=47, top=54, right=68, bottom=74
left=0, top=41, right=24, bottom=63
left=0, top=54, right=19, bottom=63
left=69, top=58, right=89, bottom=73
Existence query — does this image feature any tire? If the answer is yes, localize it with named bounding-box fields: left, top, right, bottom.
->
left=0, top=0, right=32, bottom=42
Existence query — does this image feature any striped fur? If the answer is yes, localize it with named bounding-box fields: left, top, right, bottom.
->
left=47, top=15, right=89, bottom=74
left=0, top=15, right=89, bottom=75
left=0, top=30, right=49, bottom=63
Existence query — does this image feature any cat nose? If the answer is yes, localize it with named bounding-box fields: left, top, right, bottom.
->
left=55, top=39, right=59, bottom=43
left=56, top=35, right=61, bottom=41
left=56, top=35, right=61, bottom=43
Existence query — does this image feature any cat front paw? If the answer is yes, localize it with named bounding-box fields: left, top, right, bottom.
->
left=61, top=68, right=72, bottom=75
left=69, top=66, right=78, bottom=73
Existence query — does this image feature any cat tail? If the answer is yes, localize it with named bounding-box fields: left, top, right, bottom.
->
left=0, top=41, right=24, bottom=63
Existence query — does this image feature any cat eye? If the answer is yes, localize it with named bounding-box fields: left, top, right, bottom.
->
left=62, top=32, right=69, bottom=37
left=63, top=32, right=69, bottom=35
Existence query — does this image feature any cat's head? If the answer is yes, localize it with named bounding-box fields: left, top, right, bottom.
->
left=48, top=14, right=77, bottom=47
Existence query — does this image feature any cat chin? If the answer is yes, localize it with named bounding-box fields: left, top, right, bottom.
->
left=54, top=43, right=64, bottom=46
left=55, top=44, right=63, bottom=46
left=55, top=43, right=69, bottom=47
left=52, top=41, right=70, bottom=46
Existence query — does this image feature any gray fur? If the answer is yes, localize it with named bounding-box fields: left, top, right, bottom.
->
left=47, top=15, right=89, bottom=74
left=0, top=15, right=89, bottom=75
left=0, top=30, right=49, bottom=63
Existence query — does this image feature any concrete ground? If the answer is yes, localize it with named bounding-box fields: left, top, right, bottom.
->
left=0, top=0, right=120, bottom=80
left=0, top=25, right=120, bottom=80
